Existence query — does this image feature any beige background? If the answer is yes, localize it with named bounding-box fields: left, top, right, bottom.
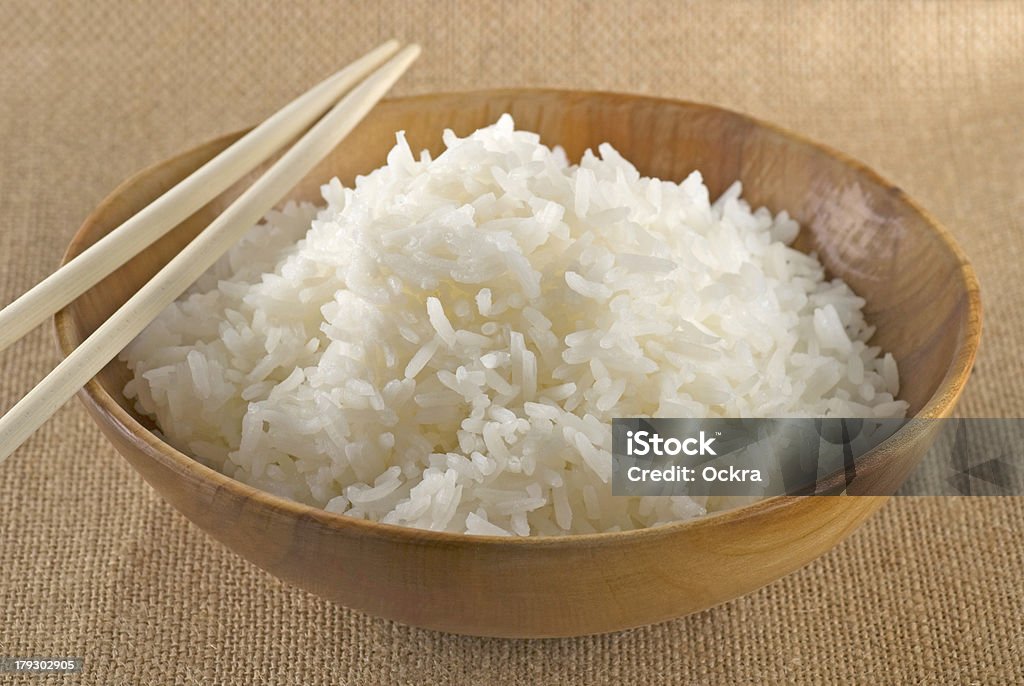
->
left=1, top=1, right=1022, bottom=683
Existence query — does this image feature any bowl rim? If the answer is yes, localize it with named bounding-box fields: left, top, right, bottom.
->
left=54, top=88, right=983, bottom=548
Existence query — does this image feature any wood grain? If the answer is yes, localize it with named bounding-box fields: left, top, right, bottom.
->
left=53, top=90, right=981, bottom=638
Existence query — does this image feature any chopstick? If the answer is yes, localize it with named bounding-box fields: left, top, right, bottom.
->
left=0, top=39, right=401, bottom=355
left=0, top=44, right=421, bottom=464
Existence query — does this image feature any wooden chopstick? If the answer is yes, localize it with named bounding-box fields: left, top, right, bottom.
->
left=0, top=44, right=421, bottom=464
left=0, top=39, right=401, bottom=354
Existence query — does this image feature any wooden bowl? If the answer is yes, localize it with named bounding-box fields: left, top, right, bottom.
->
left=55, top=90, right=981, bottom=638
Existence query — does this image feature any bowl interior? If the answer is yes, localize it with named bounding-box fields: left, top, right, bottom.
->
left=61, top=89, right=980, bottom=491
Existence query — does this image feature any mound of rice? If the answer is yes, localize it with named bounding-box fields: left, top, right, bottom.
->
left=121, top=115, right=907, bottom=536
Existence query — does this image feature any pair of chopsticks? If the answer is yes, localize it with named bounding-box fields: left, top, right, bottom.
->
left=0, top=40, right=420, bottom=464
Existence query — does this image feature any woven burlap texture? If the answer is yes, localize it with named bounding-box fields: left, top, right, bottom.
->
left=1, top=1, right=1021, bottom=684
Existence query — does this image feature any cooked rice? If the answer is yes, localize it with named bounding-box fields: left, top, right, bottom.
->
left=121, top=115, right=907, bottom=536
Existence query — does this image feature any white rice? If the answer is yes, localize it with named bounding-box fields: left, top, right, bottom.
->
left=121, top=115, right=908, bottom=536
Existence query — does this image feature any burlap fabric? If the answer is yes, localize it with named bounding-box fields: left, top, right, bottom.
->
left=1, top=1, right=1021, bottom=683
